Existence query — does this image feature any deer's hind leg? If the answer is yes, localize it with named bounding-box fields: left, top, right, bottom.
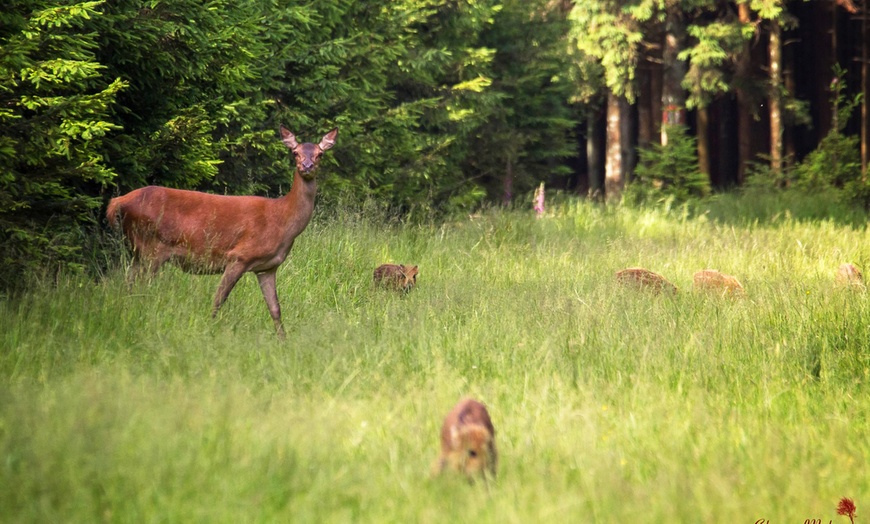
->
left=127, top=239, right=170, bottom=282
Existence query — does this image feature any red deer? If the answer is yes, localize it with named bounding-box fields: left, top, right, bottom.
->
left=615, top=267, right=678, bottom=294
left=432, top=398, right=498, bottom=482
left=107, top=126, right=338, bottom=337
left=693, top=269, right=745, bottom=296
left=836, top=263, right=864, bottom=289
left=373, top=263, right=419, bottom=292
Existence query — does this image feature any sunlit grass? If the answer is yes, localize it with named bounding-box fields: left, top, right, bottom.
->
left=1, top=198, right=869, bottom=522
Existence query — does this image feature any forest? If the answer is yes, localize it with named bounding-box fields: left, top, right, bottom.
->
left=1, top=0, right=869, bottom=291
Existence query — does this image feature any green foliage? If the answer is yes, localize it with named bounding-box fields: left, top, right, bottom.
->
left=626, top=124, right=709, bottom=206
left=772, top=66, right=869, bottom=208
left=0, top=0, right=125, bottom=291
left=680, top=20, right=753, bottom=108
left=743, top=156, right=792, bottom=190
left=91, top=0, right=275, bottom=190
left=706, top=181, right=869, bottom=226
left=1, top=0, right=586, bottom=290
left=569, top=0, right=726, bottom=104
left=349, top=0, right=504, bottom=213
left=793, top=133, right=861, bottom=191
left=9, top=0, right=514, bottom=221
left=568, top=0, right=804, bottom=128
left=469, top=0, right=578, bottom=202
left=569, top=0, right=644, bottom=100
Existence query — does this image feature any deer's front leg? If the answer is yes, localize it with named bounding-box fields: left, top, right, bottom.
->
left=212, top=262, right=247, bottom=317
left=256, top=268, right=285, bottom=338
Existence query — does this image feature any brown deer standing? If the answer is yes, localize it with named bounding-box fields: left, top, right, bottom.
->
left=107, top=126, right=338, bottom=337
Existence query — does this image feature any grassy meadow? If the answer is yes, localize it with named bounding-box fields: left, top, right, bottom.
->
left=2, top=194, right=869, bottom=523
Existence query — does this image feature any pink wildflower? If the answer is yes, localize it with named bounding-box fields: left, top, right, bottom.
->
left=533, top=183, right=545, bottom=217
left=837, top=497, right=857, bottom=524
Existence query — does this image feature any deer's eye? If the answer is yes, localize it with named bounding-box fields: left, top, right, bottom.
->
left=468, top=450, right=477, bottom=458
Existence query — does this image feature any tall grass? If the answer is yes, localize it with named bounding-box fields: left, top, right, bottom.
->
left=1, top=198, right=869, bottom=522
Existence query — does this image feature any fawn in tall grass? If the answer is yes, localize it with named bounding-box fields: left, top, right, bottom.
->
left=373, top=264, right=419, bottom=292
left=432, top=398, right=497, bottom=482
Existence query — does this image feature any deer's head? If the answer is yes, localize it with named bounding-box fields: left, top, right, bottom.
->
left=448, top=424, right=494, bottom=479
left=280, top=126, right=338, bottom=180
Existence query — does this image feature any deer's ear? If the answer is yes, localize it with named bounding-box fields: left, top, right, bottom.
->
left=319, top=128, right=338, bottom=151
left=280, top=126, right=299, bottom=149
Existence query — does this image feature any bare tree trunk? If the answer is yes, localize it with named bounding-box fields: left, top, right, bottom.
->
left=718, top=95, right=739, bottom=187
left=699, top=106, right=711, bottom=181
left=784, top=37, right=797, bottom=168
left=736, top=2, right=753, bottom=184
left=832, top=0, right=839, bottom=63
left=587, top=105, right=605, bottom=199
left=863, top=0, right=868, bottom=179
left=502, top=158, right=513, bottom=206
left=605, top=91, right=624, bottom=201
left=661, top=5, right=688, bottom=145
left=638, top=66, right=653, bottom=149
left=651, top=58, right=663, bottom=146
left=769, top=18, right=783, bottom=175
left=621, top=96, right=635, bottom=184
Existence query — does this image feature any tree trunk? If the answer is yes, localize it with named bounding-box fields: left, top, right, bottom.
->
left=502, top=158, right=513, bottom=206
left=736, top=2, right=753, bottom=184
left=718, top=95, right=739, bottom=187
left=832, top=0, right=839, bottom=63
left=769, top=18, right=783, bottom=175
left=651, top=57, right=663, bottom=147
left=661, top=5, right=688, bottom=145
left=621, top=96, right=635, bottom=184
left=638, top=66, right=653, bottom=149
left=698, top=105, right=710, bottom=181
left=863, top=0, right=869, bottom=179
left=605, top=91, right=624, bottom=201
left=587, top=105, right=605, bottom=200
left=783, top=35, right=797, bottom=167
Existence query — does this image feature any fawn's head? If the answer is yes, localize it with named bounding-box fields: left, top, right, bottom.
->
left=447, top=424, right=494, bottom=478
left=280, top=126, right=338, bottom=180
left=399, top=265, right=419, bottom=291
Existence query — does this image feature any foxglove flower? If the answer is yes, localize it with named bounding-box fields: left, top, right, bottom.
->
left=837, top=497, right=857, bottom=524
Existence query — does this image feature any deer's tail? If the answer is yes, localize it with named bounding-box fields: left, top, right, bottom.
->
left=106, top=198, right=122, bottom=230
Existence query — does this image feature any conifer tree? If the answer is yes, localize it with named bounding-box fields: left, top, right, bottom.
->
left=472, top=0, right=578, bottom=205
left=0, top=1, right=125, bottom=289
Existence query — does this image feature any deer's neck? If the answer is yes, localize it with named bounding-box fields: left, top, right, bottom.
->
left=278, top=171, right=318, bottom=239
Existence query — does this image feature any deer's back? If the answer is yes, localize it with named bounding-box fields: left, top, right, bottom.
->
left=110, top=186, right=284, bottom=266
left=440, top=398, right=495, bottom=450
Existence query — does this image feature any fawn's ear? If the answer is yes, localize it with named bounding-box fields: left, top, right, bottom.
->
left=280, top=126, right=299, bottom=149
left=449, top=425, right=460, bottom=448
left=319, top=128, right=338, bottom=151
